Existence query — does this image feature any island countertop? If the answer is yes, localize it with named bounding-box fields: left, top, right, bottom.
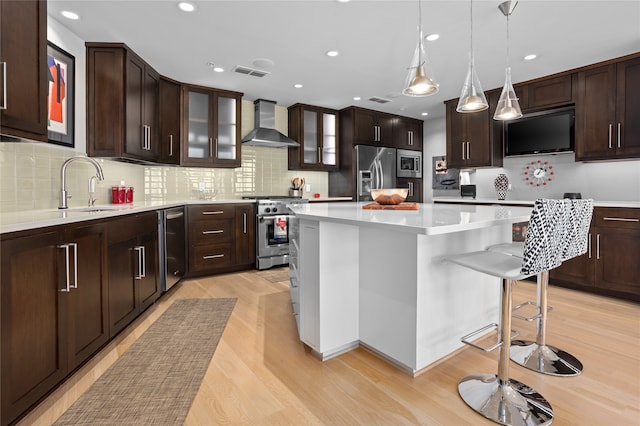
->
left=288, top=202, right=532, bottom=235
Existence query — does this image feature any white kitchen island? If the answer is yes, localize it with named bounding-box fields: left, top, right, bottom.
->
left=288, top=202, right=532, bottom=374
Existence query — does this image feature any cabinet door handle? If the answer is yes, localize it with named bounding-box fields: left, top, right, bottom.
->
left=461, top=142, right=466, bottom=160
left=202, top=230, right=224, bottom=234
left=209, top=138, right=213, bottom=157
left=202, top=211, right=224, bottom=215
left=0, top=62, right=6, bottom=110
left=408, top=182, right=414, bottom=197
left=596, top=234, right=601, bottom=260
left=58, top=243, right=77, bottom=292
left=215, top=138, right=218, bottom=158
left=318, top=147, right=321, bottom=162
left=466, top=141, right=470, bottom=160
left=587, top=233, right=592, bottom=259
left=408, top=131, right=413, bottom=146
left=603, top=217, right=639, bottom=222
left=617, top=123, right=621, bottom=148
left=169, top=135, right=173, bottom=156
left=608, top=124, right=613, bottom=149
left=147, top=126, right=151, bottom=151
left=134, top=246, right=145, bottom=279
left=203, top=254, right=224, bottom=260
left=243, top=212, right=247, bottom=234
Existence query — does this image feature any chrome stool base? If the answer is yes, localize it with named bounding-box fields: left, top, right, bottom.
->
left=458, top=374, right=553, bottom=426
left=510, top=340, right=583, bottom=376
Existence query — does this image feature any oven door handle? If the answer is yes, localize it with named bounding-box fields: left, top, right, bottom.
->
left=259, top=215, right=292, bottom=221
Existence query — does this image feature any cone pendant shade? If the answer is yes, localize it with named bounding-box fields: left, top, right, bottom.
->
left=494, top=67, right=522, bottom=120
left=402, top=26, right=438, bottom=97
left=457, top=53, right=488, bottom=112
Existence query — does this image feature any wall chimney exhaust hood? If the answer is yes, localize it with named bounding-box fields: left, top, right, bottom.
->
left=242, top=99, right=300, bottom=148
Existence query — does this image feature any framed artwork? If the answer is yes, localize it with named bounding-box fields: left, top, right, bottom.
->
left=47, top=41, right=75, bottom=147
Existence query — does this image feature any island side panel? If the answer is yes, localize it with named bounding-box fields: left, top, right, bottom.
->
left=299, top=219, right=359, bottom=358
left=358, top=229, right=419, bottom=372
left=415, top=225, right=510, bottom=371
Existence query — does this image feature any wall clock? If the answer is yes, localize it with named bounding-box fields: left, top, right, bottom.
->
left=523, top=160, right=554, bottom=186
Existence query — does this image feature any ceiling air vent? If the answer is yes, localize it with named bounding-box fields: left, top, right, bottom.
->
left=368, top=96, right=391, bottom=104
left=232, top=65, right=270, bottom=78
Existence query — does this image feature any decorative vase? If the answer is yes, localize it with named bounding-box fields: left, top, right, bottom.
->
left=494, top=174, right=509, bottom=200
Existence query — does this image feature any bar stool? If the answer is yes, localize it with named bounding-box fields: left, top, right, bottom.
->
left=445, top=199, right=573, bottom=426
left=488, top=199, right=594, bottom=376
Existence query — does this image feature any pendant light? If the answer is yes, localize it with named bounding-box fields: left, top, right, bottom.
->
left=456, top=0, right=488, bottom=112
left=402, top=0, right=438, bottom=97
left=494, top=0, right=522, bottom=121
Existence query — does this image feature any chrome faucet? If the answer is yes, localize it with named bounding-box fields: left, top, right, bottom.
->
left=59, top=156, right=105, bottom=209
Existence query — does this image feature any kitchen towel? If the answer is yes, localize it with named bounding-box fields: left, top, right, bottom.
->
left=274, top=215, right=288, bottom=241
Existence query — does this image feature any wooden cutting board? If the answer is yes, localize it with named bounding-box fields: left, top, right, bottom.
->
left=362, top=202, right=420, bottom=210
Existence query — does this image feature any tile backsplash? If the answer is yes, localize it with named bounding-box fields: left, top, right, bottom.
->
left=0, top=142, right=328, bottom=213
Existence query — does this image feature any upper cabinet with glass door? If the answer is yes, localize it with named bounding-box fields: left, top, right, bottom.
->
left=182, top=85, right=242, bottom=168
left=287, top=104, right=339, bottom=171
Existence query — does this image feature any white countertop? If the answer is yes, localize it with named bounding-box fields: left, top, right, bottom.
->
left=289, top=202, right=532, bottom=236
left=432, top=197, right=640, bottom=208
left=0, top=199, right=256, bottom=235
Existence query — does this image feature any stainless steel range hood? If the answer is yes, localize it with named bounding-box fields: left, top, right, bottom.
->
left=242, top=99, right=300, bottom=148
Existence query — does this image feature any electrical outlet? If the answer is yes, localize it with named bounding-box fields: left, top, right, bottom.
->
left=305, top=184, right=311, bottom=192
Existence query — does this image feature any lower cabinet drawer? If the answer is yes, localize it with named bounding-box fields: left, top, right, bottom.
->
left=190, top=243, right=233, bottom=271
left=189, top=219, right=233, bottom=243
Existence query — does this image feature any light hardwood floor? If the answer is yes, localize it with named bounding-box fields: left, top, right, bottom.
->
left=18, top=269, right=640, bottom=425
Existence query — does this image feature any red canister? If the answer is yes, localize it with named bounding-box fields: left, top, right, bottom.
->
left=111, top=186, right=126, bottom=204
left=125, top=186, right=134, bottom=203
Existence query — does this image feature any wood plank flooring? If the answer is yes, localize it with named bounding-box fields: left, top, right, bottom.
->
left=18, top=269, right=640, bottom=425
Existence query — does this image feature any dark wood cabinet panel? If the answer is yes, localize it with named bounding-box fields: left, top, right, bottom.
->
left=518, top=74, right=575, bottom=112
left=1, top=231, right=66, bottom=426
left=187, top=203, right=256, bottom=275
left=550, top=207, right=640, bottom=302
left=396, top=177, right=423, bottom=203
left=288, top=104, right=339, bottom=171
left=393, top=117, right=423, bottom=151
left=159, top=77, right=181, bottom=164
left=107, top=211, right=160, bottom=336
left=352, top=108, right=393, bottom=145
left=0, top=0, right=48, bottom=142
left=86, top=43, right=159, bottom=162
left=576, top=56, right=640, bottom=160
left=446, top=98, right=501, bottom=169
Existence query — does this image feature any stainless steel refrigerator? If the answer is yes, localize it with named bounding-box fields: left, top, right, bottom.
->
left=355, top=145, right=397, bottom=201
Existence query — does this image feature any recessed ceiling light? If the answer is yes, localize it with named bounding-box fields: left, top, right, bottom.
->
left=61, top=10, right=79, bottom=20
left=337, top=0, right=351, bottom=3
left=524, top=54, right=538, bottom=61
left=425, top=34, right=439, bottom=42
left=353, top=96, right=361, bottom=101
left=294, top=84, right=303, bottom=88
left=213, top=67, right=224, bottom=73
left=421, top=112, right=429, bottom=116
left=326, top=51, right=339, bottom=57
left=178, top=2, right=195, bottom=12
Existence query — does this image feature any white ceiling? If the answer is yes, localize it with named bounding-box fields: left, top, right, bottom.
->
left=48, top=0, right=640, bottom=121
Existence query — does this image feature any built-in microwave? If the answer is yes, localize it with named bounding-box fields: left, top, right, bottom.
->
left=397, top=149, right=422, bottom=178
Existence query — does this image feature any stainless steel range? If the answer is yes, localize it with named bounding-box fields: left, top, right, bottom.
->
left=248, top=196, right=309, bottom=270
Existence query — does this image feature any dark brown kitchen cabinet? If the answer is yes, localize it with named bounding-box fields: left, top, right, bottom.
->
left=550, top=207, right=640, bottom=302
left=393, top=117, right=423, bottom=151
left=107, top=212, right=159, bottom=337
left=288, top=104, right=339, bottom=171
left=182, top=85, right=243, bottom=168
left=187, top=203, right=255, bottom=275
left=86, top=43, right=159, bottom=162
left=516, top=74, right=575, bottom=112
left=1, top=223, right=107, bottom=426
left=339, top=107, right=393, bottom=146
left=575, top=56, right=640, bottom=161
left=0, top=0, right=48, bottom=142
left=396, top=178, right=423, bottom=203
left=159, top=77, right=182, bottom=164
left=445, top=98, right=502, bottom=169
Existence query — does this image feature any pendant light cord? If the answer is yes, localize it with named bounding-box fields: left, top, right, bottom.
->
left=469, top=0, right=474, bottom=69
left=418, top=0, right=423, bottom=67
left=506, top=12, right=510, bottom=69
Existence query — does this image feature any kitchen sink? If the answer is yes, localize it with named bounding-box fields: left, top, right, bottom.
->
left=65, top=206, right=125, bottom=213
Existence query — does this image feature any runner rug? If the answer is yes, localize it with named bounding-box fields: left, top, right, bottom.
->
left=54, top=298, right=236, bottom=425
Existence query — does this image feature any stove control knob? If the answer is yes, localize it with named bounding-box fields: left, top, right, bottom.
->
left=273, top=207, right=278, bottom=213
left=265, top=207, right=271, bottom=213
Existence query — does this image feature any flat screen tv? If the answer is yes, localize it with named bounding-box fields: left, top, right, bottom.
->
left=504, top=107, right=575, bottom=156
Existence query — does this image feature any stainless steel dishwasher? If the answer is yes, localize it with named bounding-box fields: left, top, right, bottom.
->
left=159, top=206, right=186, bottom=291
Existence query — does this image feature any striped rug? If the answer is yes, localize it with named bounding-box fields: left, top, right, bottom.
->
left=54, top=298, right=236, bottom=425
